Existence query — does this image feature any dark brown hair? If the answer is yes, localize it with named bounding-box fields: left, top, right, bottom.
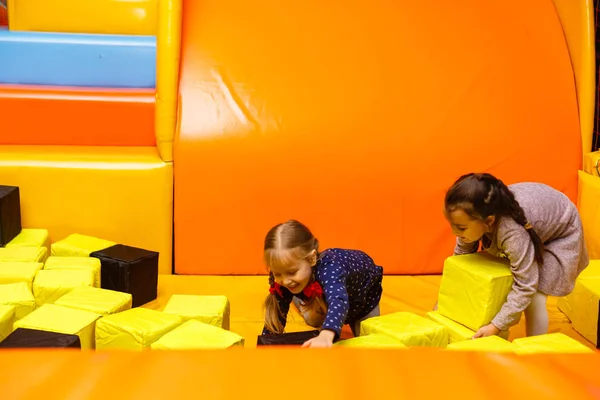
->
left=263, top=220, right=327, bottom=334
left=444, top=173, right=544, bottom=265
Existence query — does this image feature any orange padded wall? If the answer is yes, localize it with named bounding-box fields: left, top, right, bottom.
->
left=174, top=0, right=581, bottom=275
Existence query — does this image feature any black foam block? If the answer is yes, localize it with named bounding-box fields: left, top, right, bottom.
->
left=257, top=330, right=320, bottom=346
left=90, top=244, right=159, bottom=307
left=0, top=328, right=81, bottom=349
left=0, top=185, right=21, bottom=247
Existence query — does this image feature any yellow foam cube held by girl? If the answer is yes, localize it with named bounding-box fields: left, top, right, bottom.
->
left=437, top=252, right=513, bottom=332
left=442, top=173, right=589, bottom=340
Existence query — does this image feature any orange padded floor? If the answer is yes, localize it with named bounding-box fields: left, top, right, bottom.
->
left=142, top=275, right=594, bottom=349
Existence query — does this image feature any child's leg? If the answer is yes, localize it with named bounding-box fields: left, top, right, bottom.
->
left=524, top=291, right=548, bottom=336
left=352, top=304, right=381, bottom=337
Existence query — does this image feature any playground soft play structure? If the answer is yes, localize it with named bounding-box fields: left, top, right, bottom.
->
left=2, top=0, right=600, bottom=398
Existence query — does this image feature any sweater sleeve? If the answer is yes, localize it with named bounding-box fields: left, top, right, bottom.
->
left=261, top=288, right=293, bottom=335
left=490, top=227, right=539, bottom=330
left=318, top=262, right=349, bottom=339
left=454, top=237, right=479, bottom=255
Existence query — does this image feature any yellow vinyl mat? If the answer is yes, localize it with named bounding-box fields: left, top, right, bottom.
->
left=145, top=275, right=593, bottom=349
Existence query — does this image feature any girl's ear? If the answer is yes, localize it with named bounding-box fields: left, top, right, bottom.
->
left=485, top=215, right=496, bottom=229
left=307, top=249, right=317, bottom=266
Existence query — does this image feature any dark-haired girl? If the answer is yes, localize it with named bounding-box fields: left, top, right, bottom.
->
left=444, top=173, right=589, bottom=338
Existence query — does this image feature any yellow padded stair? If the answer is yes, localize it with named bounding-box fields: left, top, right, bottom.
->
left=0, top=146, right=173, bottom=274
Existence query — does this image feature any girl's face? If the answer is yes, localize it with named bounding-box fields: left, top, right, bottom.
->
left=269, top=251, right=315, bottom=294
left=446, top=208, right=495, bottom=244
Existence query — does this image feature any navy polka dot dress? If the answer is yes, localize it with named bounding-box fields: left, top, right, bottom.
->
left=262, top=248, right=384, bottom=337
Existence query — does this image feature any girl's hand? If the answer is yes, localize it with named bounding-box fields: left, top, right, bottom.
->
left=302, top=330, right=335, bottom=348
left=473, top=323, right=500, bottom=338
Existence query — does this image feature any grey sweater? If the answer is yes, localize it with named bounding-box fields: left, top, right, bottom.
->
left=454, top=182, right=589, bottom=330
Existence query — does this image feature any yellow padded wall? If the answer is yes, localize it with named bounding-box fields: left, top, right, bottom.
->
left=577, top=170, right=600, bottom=259
left=551, top=0, right=595, bottom=152
left=0, top=146, right=173, bottom=274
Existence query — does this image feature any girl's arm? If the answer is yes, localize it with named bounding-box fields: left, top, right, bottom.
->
left=454, top=237, right=479, bottom=255
left=490, top=227, right=538, bottom=330
left=316, top=263, right=349, bottom=340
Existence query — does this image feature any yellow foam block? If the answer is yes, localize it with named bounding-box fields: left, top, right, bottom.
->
left=14, top=304, right=101, bottom=349
left=7, top=0, right=157, bottom=35
left=438, top=252, right=514, bottom=331
left=33, top=269, right=95, bottom=307
left=334, top=334, right=409, bottom=349
left=162, top=294, right=230, bottom=329
left=0, top=247, right=47, bottom=263
left=426, top=311, right=475, bottom=343
left=578, top=171, right=600, bottom=260
left=0, top=304, right=15, bottom=343
left=584, top=151, right=600, bottom=177
left=95, top=308, right=182, bottom=350
left=557, top=260, right=600, bottom=322
left=44, top=256, right=102, bottom=288
left=54, top=286, right=132, bottom=316
left=360, top=312, right=448, bottom=348
left=151, top=320, right=244, bottom=350
left=512, top=333, right=594, bottom=354
left=0, top=282, right=35, bottom=320
left=6, top=229, right=50, bottom=254
left=446, top=335, right=515, bottom=353
left=0, top=262, right=44, bottom=290
left=561, top=278, right=600, bottom=346
left=51, top=234, right=115, bottom=258
left=0, top=146, right=173, bottom=275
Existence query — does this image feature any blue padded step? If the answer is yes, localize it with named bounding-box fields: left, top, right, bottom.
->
left=0, top=28, right=155, bottom=88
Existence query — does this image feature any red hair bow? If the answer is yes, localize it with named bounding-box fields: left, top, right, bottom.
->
left=269, top=282, right=283, bottom=297
left=302, top=281, right=323, bottom=298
